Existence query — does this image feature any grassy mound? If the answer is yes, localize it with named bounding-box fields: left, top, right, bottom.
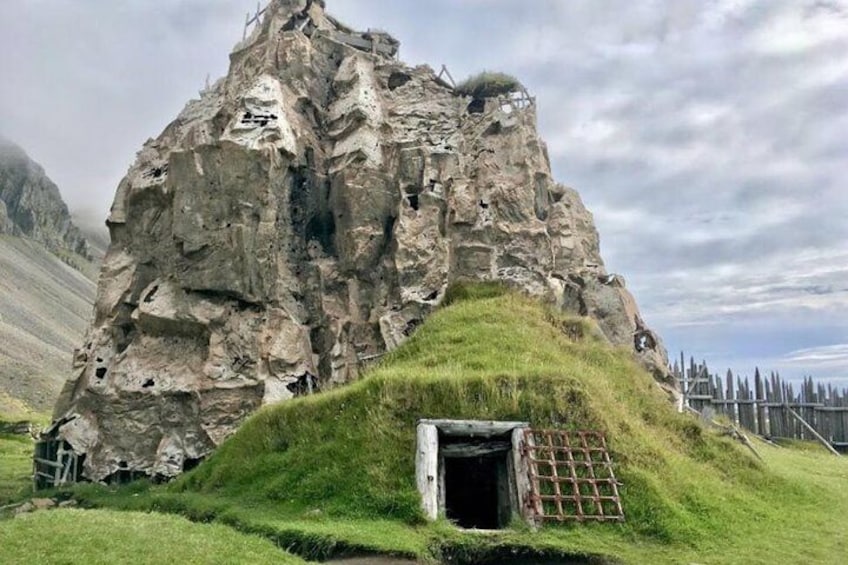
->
left=0, top=509, right=303, bottom=564
left=69, top=290, right=848, bottom=563
left=179, top=292, right=755, bottom=539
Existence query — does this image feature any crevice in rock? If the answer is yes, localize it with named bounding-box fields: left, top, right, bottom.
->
left=143, top=285, right=160, bottom=303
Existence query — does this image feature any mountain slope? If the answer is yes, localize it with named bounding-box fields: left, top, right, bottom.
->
left=0, top=236, right=95, bottom=412
left=0, top=139, right=98, bottom=415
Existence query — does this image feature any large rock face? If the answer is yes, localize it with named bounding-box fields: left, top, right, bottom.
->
left=50, top=0, right=669, bottom=482
left=0, top=138, right=90, bottom=259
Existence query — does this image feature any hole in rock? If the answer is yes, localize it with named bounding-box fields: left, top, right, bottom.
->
left=407, top=194, right=420, bottom=211
left=467, top=98, right=486, bottom=114
left=479, top=200, right=490, bottom=210
left=388, top=71, right=412, bottom=90
left=634, top=330, right=656, bottom=353
left=286, top=373, right=318, bottom=396
left=183, top=457, right=203, bottom=472
left=142, top=379, right=155, bottom=389
left=95, top=367, right=107, bottom=379
left=142, top=163, right=169, bottom=180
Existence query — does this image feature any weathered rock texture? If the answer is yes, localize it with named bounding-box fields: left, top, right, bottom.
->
left=49, top=0, right=669, bottom=482
left=0, top=138, right=90, bottom=259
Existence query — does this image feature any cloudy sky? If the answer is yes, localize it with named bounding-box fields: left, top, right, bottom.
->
left=1, top=0, right=846, bottom=386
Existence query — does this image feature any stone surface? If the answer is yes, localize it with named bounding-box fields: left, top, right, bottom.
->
left=13, top=502, right=35, bottom=516
left=30, top=498, right=56, bottom=511
left=49, top=0, right=670, bottom=482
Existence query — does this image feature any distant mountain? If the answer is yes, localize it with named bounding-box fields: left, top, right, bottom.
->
left=0, top=139, right=97, bottom=415
left=0, top=137, right=91, bottom=260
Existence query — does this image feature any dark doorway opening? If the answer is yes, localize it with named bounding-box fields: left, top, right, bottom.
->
left=444, top=452, right=512, bottom=529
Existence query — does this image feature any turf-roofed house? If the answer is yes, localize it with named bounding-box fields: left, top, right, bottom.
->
left=34, top=0, right=674, bottom=530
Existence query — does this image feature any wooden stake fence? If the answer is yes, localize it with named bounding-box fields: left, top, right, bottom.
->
left=675, top=353, right=848, bottom=452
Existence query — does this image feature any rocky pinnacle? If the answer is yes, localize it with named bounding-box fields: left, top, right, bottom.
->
left=49, top=0, right=670, bottom=482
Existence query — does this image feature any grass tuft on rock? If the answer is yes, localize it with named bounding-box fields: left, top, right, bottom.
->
left=455, top=71, right=523, bottom=99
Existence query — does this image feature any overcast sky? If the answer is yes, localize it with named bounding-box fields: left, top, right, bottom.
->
left=1, top=0, right=846, bottom=386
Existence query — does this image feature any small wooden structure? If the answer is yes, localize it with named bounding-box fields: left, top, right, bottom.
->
left=416, top=420, right=623, bottom=528
left=33, top=439, right=83, bottom=490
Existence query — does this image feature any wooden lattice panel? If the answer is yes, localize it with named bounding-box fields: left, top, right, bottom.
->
left=523, top=429, right=624, bottom=522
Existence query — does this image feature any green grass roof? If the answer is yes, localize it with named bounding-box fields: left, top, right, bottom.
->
left=177, top=291, right=765, bottom=540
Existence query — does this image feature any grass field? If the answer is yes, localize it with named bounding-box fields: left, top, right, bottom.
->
left=0, top=432, right=34, bottom=506
left=0, top=509, right=304, bottom=564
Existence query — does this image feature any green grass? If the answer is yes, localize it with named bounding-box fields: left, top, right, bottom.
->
left=0, top=433, right=33, bottom=506
left=15, top=289, right=848, bottom=563
left=0, top=509, right=304, bottom=564
left=455, top=71, right=523, bottom=99
left=0, top=391, right=41, bottom=423
left=0, top=401, right=47, bottom=506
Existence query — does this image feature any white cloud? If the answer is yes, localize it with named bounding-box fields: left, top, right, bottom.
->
left=751, top=3, right=848, bottom=55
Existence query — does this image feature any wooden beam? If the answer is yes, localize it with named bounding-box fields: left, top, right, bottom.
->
left=440, top=441, right=511, bottom=458
left=511, top=428, right=536, bottom=527
left=786, top=405, right=841, bottom=457
left=415, top=423, right=439, bottom=521
left=33, top=458, right=63, bottom=469
left=418, top=419, right=528, bottom=438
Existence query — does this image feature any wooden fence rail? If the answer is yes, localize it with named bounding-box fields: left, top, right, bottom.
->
left=674, top=353, right=848, bottom=451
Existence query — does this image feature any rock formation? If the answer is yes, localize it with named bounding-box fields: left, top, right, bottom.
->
left=47, top=0, right=669, bottom=483
left=0, top=138, right=90, bottom=259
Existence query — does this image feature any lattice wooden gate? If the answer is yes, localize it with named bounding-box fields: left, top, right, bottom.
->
left=523, top=429, right=624, bottom=522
